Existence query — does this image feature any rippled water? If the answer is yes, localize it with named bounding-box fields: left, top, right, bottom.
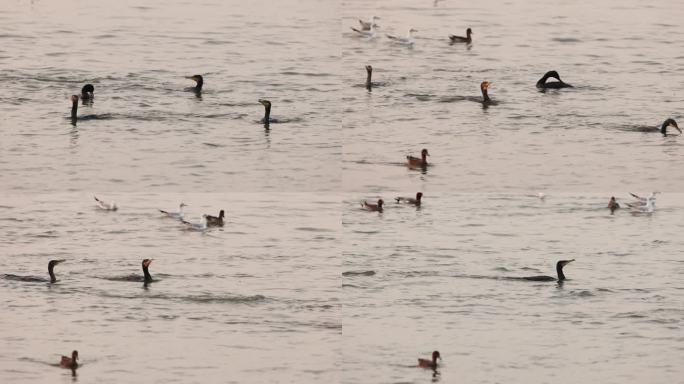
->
left=2, top=0, right=684, bottom=382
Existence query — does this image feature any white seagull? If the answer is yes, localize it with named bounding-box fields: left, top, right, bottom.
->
left=351, top=22, right=376, bottom=38
left=94, top=196, right=118, bottom=211
left=159, top=202, right=187, bottom=220
left=181, top=214, right=207, bottom=231
left=358, top=16, right=380, bottom=31
left=628, top=192, right=659, bottom=205
left=387, top=28, right=417, bottom=45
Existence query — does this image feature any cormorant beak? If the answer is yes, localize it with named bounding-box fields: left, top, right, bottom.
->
left=55, top=259, right=66, bottom=265
left=562, top=259, right=575, bottom=266
left=672, top=123, right=681, bottom=133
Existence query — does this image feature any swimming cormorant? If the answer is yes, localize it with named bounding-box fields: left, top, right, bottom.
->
left=480, top=81, right=493, bottom=103
left=522, top=259, right=574, bottom=282
left=60, top=350, right=78, bottom=370
left=418, top=351, right=441, bottom=369
left=449, top=28, right=472, bottom=44
left=536, top=70, right=572, bottom=90
left=407, top=149, right=429, bottom=168
left=396, top=192, right=423, bottom=206
left=259, top=99, right=279, bottom=124
left=186, top=75, right=204, bottom=92
left=3, top=259, right=65, bottom=283
left=608, top=197, right=620, bottom=214
left=142, top=259, right=153, bottom=283
left=361, top=199, right=384, bottom=212
left=70, top=95, right=79, bottom=120
left=81, top=84, right=94, bottom=100
left=647, top=118, right=682, bottom=136
left=205, top=210, right=225, bottom=226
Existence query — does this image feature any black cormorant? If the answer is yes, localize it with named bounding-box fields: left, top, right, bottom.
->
left=536, top=71, right=572, bottom=90
left=81, top=84, right=94, bottom=100
left=259, top=99, right=279, bottom=125
left=522, top=260, right=574, bottom=282
left=186, top=75, right=204, bottom=92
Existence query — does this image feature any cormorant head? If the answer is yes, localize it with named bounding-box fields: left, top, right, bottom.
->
left=416, top=192, right=423, bottom=200
left=142, top=259, right=153, bottom=269
left=365, top=65, right=373, bottom=73
left=421, top=148, right=430, bottom=157
left=545, top=70, right=561, bottom=80
left=557, top=259, right=574, bottom=269
left=218, top=210, right=225, bottom=219
left=259, top=99, right=272, bottom=109
left=665, top=118, right=681, bottom=134
left=432, top=351, right=441, bottom=361
left=70, top=95, right=79, bottom=104
left=186, top=75, right=203, bottom=84
left=81, top=84, right=94, bottom=95
left=481, top=81, right=491, bottom=91
left=377, top=199, right=384, bottom=207
left=466, top=28, right=473, bottom=35
left=49, top=259, right=65, bottom=267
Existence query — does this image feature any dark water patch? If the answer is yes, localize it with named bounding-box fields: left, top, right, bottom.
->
left=202, top=142, right=226, bottom=148
left=295, top=227, right=335, bottom=233
left=342, top=270, right=376, bottom=276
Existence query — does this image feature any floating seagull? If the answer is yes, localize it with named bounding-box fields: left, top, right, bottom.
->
left=358, top=16, right=380, bottom=31
left=94, top=196, right=118, bottom=211
left=628, top=192, right=659, bottom=205
left=361, top=199, right=384, bottom=212
left=537, top=192, right=546, bottom=201
left=387, top=28, right=417, bottom=45
left=449, top=28, right=472, bottom=44
left=396, top=192, right=423, bottom=206
left=351, top=22, right=376, bottom=38
left=159, top=202, right=187, bottom=220
left=628, top=198, right=655, bottom=213
left=181, top=215, right=208, bottom=231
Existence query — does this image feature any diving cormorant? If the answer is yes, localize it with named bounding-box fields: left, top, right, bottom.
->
left=536, top=71, right=572, bottom=90
left=81, top=84, right=94, bottom=100
left=522, top=260, right=574, bottom=282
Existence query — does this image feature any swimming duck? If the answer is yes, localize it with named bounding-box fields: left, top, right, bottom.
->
left=205, top=210, right=225, bottom=226
left=407, top=149, right=429, bottom=168
left=361, top=199, right=384, bottom=212
left=536, top=70, right=572, bottom=89
left=449, top=28, right=472, bottom=44
left=608, top=197, right=620, bottom=214
left=418, top=351, right=441, bottom=369
left=60, top=350, right=78, bottom=369
left=395, top=192, right=423, bottom=206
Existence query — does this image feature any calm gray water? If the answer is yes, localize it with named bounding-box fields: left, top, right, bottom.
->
left=1, top=0, right=684, bottom=382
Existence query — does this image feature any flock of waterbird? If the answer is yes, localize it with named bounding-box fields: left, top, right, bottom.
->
left=350, top=14, right=678, bottom=371
left=13, top=12, right=679, bottom=376
left=4, top=196, right=224, bottom=372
